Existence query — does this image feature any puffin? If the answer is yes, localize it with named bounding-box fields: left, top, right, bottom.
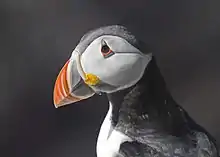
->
left=53, top=25, right=219, bottom=157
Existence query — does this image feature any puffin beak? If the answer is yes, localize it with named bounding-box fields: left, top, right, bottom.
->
left=53, top=58, right=95, bottom=108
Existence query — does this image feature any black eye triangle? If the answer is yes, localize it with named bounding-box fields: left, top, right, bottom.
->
left=101, top=45, right=110, bottom=54
left=100, top=39, right=114, bottom=58
left=101, top=39, right=110, bottom=54
left=101, top=39, right=107, bottom=46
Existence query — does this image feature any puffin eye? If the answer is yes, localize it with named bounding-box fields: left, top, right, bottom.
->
left=101, top=40, right=114, bottom=58
left=101, top=45, right=110, bottom=54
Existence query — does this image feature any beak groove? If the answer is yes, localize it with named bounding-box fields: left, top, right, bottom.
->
left=53, top=60, right=81, bottom=108
left=53, top=51, right=97, bottom=108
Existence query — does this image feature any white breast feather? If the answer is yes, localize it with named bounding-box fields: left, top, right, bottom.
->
left=96, top=102, right=132, bottom=157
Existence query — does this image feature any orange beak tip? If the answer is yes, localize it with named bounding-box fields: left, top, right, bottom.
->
left=53, top=98, right=72, bottom=108
left=54, top=103, right=59, bottom=109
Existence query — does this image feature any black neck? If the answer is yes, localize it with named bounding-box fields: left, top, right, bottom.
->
left=107, top=57, right=189, bottom=136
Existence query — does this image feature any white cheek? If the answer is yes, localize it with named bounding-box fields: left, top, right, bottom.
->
left=101, top=54, right=148, bottom=86
left=80, top=35, right=151, bottom=89
left=106, top=37, right=141, bottom=55
left=80, top=38, right=105, bottom=74
left=82, top=52, right=148, bottom=87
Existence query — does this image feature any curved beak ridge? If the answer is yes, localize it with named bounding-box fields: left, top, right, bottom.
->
left=53, top=60, right=82, bottom=108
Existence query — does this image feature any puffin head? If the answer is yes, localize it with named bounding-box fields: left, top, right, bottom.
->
left=53, top=25, right=152, bottom=108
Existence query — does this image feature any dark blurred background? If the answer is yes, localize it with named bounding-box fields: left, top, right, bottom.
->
left=1, top=0, right=220, bottom=156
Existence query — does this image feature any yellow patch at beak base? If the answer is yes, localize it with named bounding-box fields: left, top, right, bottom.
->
left=84, top=73, right=100, bottom=86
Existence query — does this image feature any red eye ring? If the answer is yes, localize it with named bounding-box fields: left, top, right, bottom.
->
left=100, top=40, right=115, bottom=58
left=101, top=45, right=112, bottom=56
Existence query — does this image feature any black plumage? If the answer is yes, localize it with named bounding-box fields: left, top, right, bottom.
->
left=57, top=25, right=219, bottom=157
left=107, top=57, right=219, bottom=157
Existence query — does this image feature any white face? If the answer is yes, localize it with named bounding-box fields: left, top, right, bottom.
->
left=74, top=35, right=152, bottom=93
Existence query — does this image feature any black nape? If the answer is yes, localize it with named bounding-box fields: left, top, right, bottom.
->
left=107, top=57, right=190, bottom=137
